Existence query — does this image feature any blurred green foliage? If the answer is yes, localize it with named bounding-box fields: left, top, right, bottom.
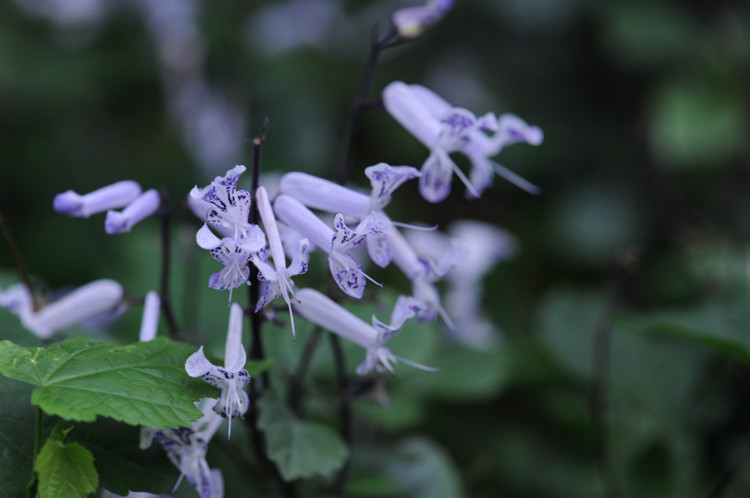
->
left=1, top=0, right=750, bottom=497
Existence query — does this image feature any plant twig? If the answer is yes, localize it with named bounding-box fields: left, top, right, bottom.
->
left=335, top=25, right=402, bottom=184
left=590, top=270, right=627, bottom=498
left=249, top=117, right=270, bottom=391
left=158, top=196, right=184, bottom=341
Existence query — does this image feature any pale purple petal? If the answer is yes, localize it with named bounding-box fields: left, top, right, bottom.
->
left=419, top=152, right=453, bottom=203
left=365, top=163, right=420, bottom=212
left=366, top=232, right=391, bottom=268
left=196, top=224, right=222, bottom=250
left=328, top=252, right=365, bottom=299
left=138, top=291, right=161, bottom=342
left=104, top=189, right=161, bottom=234
left=279, top=172, right=370, bottom=218
left=27, top=279, right=124, bottom=338
left=54, top=180, right=142, bottom=218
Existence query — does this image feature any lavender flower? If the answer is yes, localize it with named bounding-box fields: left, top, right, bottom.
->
left=105, top=189, right=161, bottom=234
left=138, top=291, right=161, bottom=342
left=279, top=163, right=420, bottom=267
left=196, top=223, right=265, bottom=302
left=252, top=186, right=309, bottom=339
left=0, top=280, right=124, bottom=339
left=406, top=220, right=517, bottom=348
left=392, top=0, right=453, bottom=39
left=387, top=227, right=464, bottom=327
left=141, top=398, right=224, bottom=498
left=185, top=303, right=250, bottom=438
left=383, top=81, right=543, bottom=202
left=293, top=288, right=435, bottom=375
left=54, top=180, right=142, bottom=218
left=273, top=194, right=383, bottom=298
left=190, top=165, right=256, bottom=241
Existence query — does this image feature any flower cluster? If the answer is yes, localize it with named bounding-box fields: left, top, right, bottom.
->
left=0, top=5, right=544, bottom=497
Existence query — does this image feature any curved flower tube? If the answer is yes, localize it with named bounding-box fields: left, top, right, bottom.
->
left=105, top=189, right=161, bottom=234
left=54, top=180, right=142, bottom=218
left=273, top=194, right=383, bottom=298
left=293, top=288, right=435, bottom=375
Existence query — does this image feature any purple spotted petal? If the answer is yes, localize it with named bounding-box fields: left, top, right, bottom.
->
left=365, top=163, right=420, bottom=211
left=419, top=152, right=453, bottom=203
left=367, top=232, right=391, bottom=268
left=329, top=252, right=365, bottom=299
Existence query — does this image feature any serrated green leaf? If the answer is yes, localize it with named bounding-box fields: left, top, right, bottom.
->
left=258, top=393, right=348, bottom=481
left=0, top=375, right=37, bottom=498
left=35, top=439, right=98, bottom=498
left=0, top=337, right=215, bottom=428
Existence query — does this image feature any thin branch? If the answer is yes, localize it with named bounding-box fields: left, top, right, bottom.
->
left=590, top=266, right=628, bottom=498
left=249, top=117, right=270, bottom=390
left=329, top=332, right=352, bottom=495
left=158, top=196, right=184, bottom=341
left=335, top=25, right=402, bottom=183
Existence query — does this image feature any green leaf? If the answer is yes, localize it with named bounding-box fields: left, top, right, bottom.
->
left=0, top=336, right=215, bottom=428
left=0, top=375, right=37, bottom=498
left=629, top=292, right=750, bottom=364
left=382, top=437, right=463, bottom=498
left=258, top=393, right=348, bottom=481
left=35, top=439, right=98, bottom=498
left=537, top=287, right=608, bottom=379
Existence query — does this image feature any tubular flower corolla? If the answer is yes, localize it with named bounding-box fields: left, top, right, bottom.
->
left=273, top=194, right=384, bottom=298
left=383, top=81, right=543, bottom=202
left=252, top=186, right=309, bottom=339
left=54, top=180, right=142, bottom=218
left=293, top=288, right=435, bottom=375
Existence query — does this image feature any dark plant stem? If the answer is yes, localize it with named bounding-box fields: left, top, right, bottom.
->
left=0, top=211, right=37, bottom=309
left=158, top=196, right=184, bottom=341
left=335, top=26, right=402, bottom=183
left=27, top=406, right=42, bottom=498
left=248, top=117, right=270, bottom=390
left=590, top=276, right=624, bottom=498
left=329, top=333, right=352, bottom=496
left=244, top=118, right=295, bottom=496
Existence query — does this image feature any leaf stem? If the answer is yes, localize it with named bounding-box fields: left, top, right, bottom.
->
left=27, top=406, right=42, bottom=498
